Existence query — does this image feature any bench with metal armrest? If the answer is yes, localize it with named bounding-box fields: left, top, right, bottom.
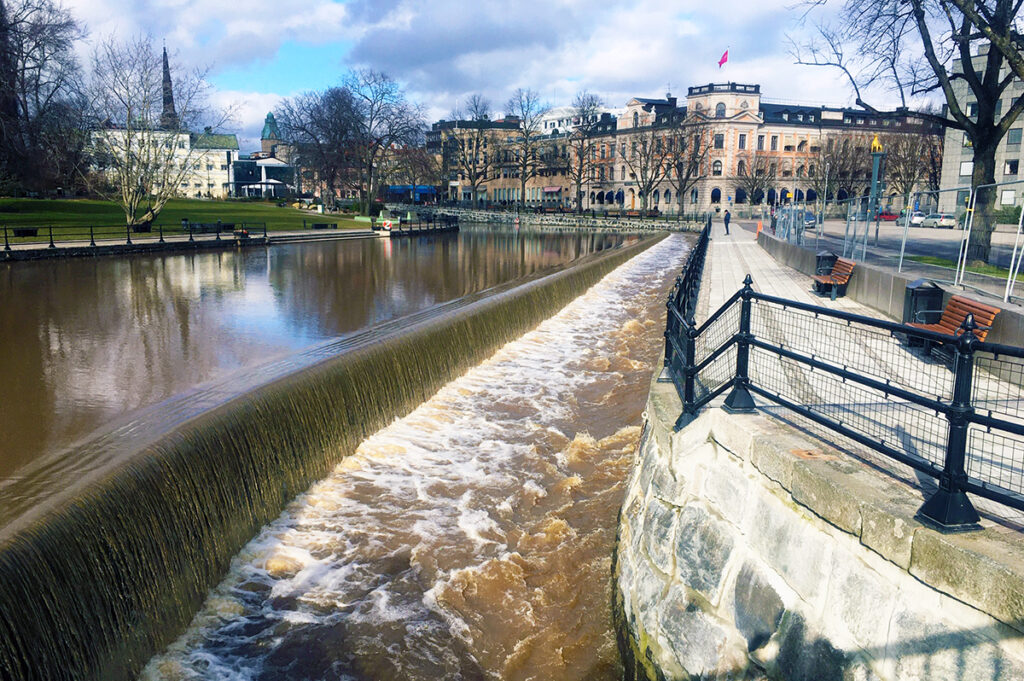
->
left=907, top=295, right=1000, bottom=343
left=812, top=257, right=856, bottom=299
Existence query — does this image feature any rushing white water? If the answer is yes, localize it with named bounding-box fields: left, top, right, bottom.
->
left=143, top=234, right=689, bottom=681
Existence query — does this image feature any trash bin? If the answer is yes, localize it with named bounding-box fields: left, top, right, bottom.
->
left=903, top=279, right=944, bottom=324
left=816, top=250, right=838, bottom=276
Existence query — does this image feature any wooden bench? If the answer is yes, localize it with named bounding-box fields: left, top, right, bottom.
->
left=812, top=257, right=856, bottom=299
left=907, top=295, right=1000, bottom=343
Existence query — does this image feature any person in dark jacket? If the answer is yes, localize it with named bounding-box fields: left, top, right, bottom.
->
left=723, top=209, right=731, bottom=235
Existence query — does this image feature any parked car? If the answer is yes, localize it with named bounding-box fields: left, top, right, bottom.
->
left=877, top=210, right=899, bottom=221
left=921, top=213, right=957, bottom=228
left=897, top=211, right=926, bottom=226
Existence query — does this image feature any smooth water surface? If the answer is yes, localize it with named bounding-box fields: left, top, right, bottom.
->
left=0, top=228, right=626, bottom=476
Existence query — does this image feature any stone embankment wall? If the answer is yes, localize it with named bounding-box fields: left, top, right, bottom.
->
left=613, top=377, right=1024, bottom=681
left=437, top=207, right=703, bottom=233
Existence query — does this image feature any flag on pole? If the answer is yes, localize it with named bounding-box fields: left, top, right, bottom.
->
left=718, top=49, right=729, bottom=68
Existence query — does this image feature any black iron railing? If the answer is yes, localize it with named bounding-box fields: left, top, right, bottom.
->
left=2, top=221, right=269, bottom=251
left=665, top=261, right=1024, bottom=529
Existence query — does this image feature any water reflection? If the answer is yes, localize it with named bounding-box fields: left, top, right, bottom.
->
left=0, top=227, right=629, bottom=477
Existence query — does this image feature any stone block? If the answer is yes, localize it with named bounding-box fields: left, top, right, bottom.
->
left=658, top=583, right=743, bottom=678
left=707, top=410, right=757, bottom=462
left=701, top=457, right=751, bottom=527
left=732, top=560, right=785, bottom=652
left=643, top=497, right=678, bottom=576
left=748, top=432, right=797, bottom=490
left=745, top=492, right=833, bottom=610
left=790, top=458, right=864, bottom=535
left=775, top=611, right=850, bottom=681
left=910, top=528, right=1024, bottom=632
left=651, top=456, right=683, bottom=502
left=674, top=504, right=735, bottom=603
left=823, top=546, right=897, bottom=649
left=886, top=600, right=1024, bottom=681
left=859, top=494, right=922, bottom=570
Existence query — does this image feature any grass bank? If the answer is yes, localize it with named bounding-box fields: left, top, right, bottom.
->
left=0, top=197, right=365, bottom=237
left=907, top=254, right=1024, bottom=283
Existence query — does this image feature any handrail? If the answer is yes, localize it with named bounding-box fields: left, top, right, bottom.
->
left=663, top=270, right=1024, bottom=530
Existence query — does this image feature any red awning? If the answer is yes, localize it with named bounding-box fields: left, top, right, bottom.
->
left=543, top=186, right=561, bottom=193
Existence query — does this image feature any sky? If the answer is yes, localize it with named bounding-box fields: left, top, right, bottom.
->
left=63, top=0, right=921, bottom=152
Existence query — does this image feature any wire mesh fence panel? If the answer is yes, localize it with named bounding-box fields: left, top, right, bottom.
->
left=695, top=345, right=737, bottom=404
left=694, top=302, right=740, bottom=367
left=967, top=427, right=1024, bottom=498
left=749, top=345, right=949, bottom=468
left=973, top=351, right=1024, bottom=424
left=751, top=299, right=955, bottom=402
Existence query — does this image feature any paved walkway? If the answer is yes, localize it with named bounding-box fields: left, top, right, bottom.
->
left=699, top=219, right=1024, bottom=527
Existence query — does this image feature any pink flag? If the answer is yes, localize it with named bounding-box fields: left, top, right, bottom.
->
left=718, top=49, right=728, bottom=68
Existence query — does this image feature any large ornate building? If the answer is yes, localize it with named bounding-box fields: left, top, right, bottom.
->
left=429, top=82, right=943, bottom=213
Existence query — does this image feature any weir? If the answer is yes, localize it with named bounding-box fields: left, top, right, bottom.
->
left=0, top=231, right=666, bottom=681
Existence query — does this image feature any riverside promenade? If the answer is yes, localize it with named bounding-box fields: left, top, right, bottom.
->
left=698, top=218, right=1024, bottom=528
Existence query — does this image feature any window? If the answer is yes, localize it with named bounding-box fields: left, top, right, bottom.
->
left=1001, top=189, right=1016, bottom=205
left=960, top=161, right=974, bottom=176
left=715, top=102, right=726, bottom=118
left=738, top=134, right=746, bottom=150
left=633, top=112, right=639, bottom=128
left=712, top=160, right=723, bottom=176
left=599, top=167, right=605, bottom=181
left=1005, top=159, right=1019, bottom=175
left=962, top=133, right=972, bottom=148
left=220, top=164, right=228, bottom=170
left=967, top=102, right=978, bottom=116
left=609, top=143, right=616, bottom=158
left=737, top=159, right=747, bottom=175
left=757, top=135, right=765, bottom=151
left=1009, top=128, right=1023, bottom=145
left=714, top=134, right=724, bottom=149
left=600, top=145, right=606, bottom=159
left=770, top=135, right=778, bottom=151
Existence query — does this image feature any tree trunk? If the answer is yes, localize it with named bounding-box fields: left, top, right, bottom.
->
left=967, top=139, right=998, bottom=264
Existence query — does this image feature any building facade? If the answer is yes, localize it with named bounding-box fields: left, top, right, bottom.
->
left=428, top=83, right=943, bottom=214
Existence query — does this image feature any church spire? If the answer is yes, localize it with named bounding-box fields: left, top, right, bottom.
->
left=159, top=45, right=179, bottom=130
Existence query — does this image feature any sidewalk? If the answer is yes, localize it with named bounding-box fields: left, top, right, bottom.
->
left=700, top=219, right=1024, bottom=527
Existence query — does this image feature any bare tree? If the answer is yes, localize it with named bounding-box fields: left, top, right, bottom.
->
left=85, top=36, right=229, bottom=227
left=793, top=0, right=1024, bottom=261
left=808, top=134, right=871, bottom=203
left=0, top=0, right=86, bottom=194
left=276, top=87, right=357, bottom=208
left=395, top=142, right=440, bottom=203
left=733, top=151, right=776, bottom=206
left=444, top=94, right=496, bottom=206
left=665, top=116, right=712, bottom=212
left=619, top=120, right=673, bottom=211
left=880, top=129, right=944, bottom=198
left=566, top=90, right=602, bottom=213
left=345, top=69, right=423, bottom=215
left=504, top=87, right=549, bottom=208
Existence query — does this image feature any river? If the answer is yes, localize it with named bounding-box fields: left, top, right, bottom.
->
left=141, top=234, right=689, bottom=681
left=0, top=229, right=627, bottom=477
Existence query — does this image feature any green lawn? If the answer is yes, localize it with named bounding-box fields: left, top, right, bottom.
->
left=0, top=197, right=365, bottom=241
left=907, top=254, right=1024, bottom=283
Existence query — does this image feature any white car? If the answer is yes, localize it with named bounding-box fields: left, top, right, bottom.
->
left=921, top=213, right=957, bottom=228
left=902, top=211, right=926, bottom=226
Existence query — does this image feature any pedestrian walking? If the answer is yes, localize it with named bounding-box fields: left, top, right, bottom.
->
left=724, top=209, right=731, bottom=235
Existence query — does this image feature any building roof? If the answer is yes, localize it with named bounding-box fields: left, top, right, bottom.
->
left=190, top=132, right=239, bottom=150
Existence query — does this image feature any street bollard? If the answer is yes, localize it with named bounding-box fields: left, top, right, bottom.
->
left=48, top=224, right=55, bottom=249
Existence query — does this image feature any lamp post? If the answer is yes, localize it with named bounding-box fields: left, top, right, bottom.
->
left=869, top=134, right=887, bottom=247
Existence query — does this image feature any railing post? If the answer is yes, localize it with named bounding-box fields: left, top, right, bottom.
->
left=917, top=314, right=981, bottom=529
left=682, top=322, right=697, bottom=414
left=263, top=222, right=267, bottom=239
left=125, top=223, right=132, bottom=246
left=723, top=274, right=757, bottom=413
left=3, top=224, right=10, bottom=251
left=216, top=219, right=222, bottom=241
left=89, top=224, right=96, bottom=247
left=48, top=224, right=56, bottom=249
left=158, top=222, right=164, bottom=244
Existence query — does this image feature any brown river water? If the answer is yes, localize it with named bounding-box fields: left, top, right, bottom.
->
left=141, top=234, right=690, bottom=681
left=0, top=229, right=626, bottom=478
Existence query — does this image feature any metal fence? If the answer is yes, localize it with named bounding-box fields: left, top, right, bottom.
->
left=665, top=252, right=1024, bottom=528
left=2, top=221, right=269, bottom=251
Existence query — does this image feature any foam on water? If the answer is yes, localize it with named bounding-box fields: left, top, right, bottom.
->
left=142, top=234, right=690, bottom=681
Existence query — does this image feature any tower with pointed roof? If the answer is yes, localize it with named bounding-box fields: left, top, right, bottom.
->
left=159, top=46, right=179, bottom=130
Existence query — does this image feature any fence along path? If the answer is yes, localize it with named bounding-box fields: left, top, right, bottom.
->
left=695, top=222, right=1024, bottom=526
